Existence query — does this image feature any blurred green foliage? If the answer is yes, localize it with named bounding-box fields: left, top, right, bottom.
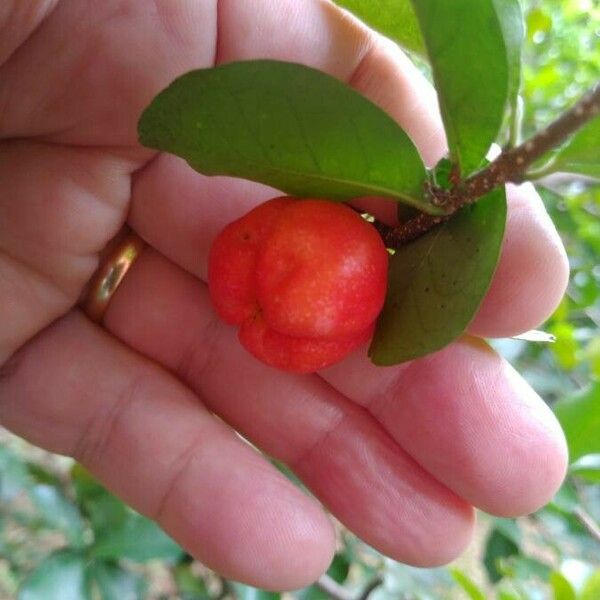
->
left=1, top=0, right=599, bottom=599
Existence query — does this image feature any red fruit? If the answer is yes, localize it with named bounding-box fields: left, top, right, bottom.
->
left=208, top=198, right=389, bottom=373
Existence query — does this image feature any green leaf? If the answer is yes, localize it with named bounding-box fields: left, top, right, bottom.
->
left=71, top=464, right=129, bottom=536
left=297, top=554, right=350, bottom=600
left=548, top=482, right=579, bottom=514
left=493, top=0, right=525, bottom=120
left=411, top=0, right=513, bottom=174
left=230, top=583, right=280, bottom=600
left=550, top=571, right=577, bottom=600
left=553, top=383, right=600, bottom=462
left=29, top=484, right=86, bottom=547
left=501, top=555, right=552, bottom=581
left=26, top=463, right=61, bottom=486
left=483, top=526, right=520, bottom=583
left=89, top=562, right=146, bottom=600
left=173, top=564, right=211, bottom=600
left=333, top=0, right=424, bottom=54
left=92, top=513, right=183, bottom=562
left=72, top=464, right=183, bottom=562
left=542, top=115, right=600, bottom=179
left=0, top=446, right=31, bottom=501
left=18, top=551, right=89, bottom=600
left=370, top=188, right=506, bottom=365
left=581, top=571, right=600, bottom=600
left=569, top=454, right=600, bottom=482
left=450, top=568, right=486, bottom=600
left=493, top=518, right=522, bottom=546
left=327, top=553, right=351, bottom=584
left=139, top=60, right=436, bottom=213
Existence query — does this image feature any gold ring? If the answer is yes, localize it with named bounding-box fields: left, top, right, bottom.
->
left=81, top=229, right=146, bottom=323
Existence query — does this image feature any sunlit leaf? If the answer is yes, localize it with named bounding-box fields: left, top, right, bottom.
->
left=581, top=570, right=600, bottom=600
left=512, top=330, right=556, bottom=343
left=370, top=188, right=506, bottom=365
left=450, top=568, right=486, bottom=600
left=550, top=571, right=577, bottom=600
left=139, top=60, right=436, bottom=213
left=569, top=454, right=600, bottom=482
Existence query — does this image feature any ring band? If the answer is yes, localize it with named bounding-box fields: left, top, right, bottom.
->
left=81, top=229, right=145, bottom=323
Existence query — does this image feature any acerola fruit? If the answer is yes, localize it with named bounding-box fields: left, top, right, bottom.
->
left=208, top=198, right=389, bottom=373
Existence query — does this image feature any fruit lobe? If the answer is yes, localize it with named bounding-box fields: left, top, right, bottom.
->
left=208, top=197, right=389, bottom=373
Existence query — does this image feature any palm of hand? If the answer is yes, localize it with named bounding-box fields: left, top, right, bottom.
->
left=0, top=0, right=569, bottom=590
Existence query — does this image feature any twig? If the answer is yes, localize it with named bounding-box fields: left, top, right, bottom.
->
left=357, top=576, right=384, bottom=600
left=316, top=574, right=354, bottom=600
left=574, top=506, right=600, bottom=544
left=315, top=574, right=384, bottom=600
left=380, top=81, right=600, bottom=247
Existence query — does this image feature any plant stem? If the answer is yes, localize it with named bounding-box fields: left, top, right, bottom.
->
left=316, top=574, right=354, bottom=600
left=315, top=574, right=384, bottom=600
left=357, top=576, right=384, bottom=600
left=574, top=506, right=600, bottom=544
left=380, top=81, right=600, bottom=248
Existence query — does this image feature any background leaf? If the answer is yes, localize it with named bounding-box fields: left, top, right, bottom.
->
left=370, top=188, right=507, bottom=365
left=18, top=551, right=89, bottom=600
left=541, top=115, right=600, bottom=179
left=568, top=454, right=600, bottom=482
left=483, top=526, right=521, bottom=583
left=230, top=583, right=280, bottom=600
left=0, top=446, right=31, bottom=501
left=550, top=571, right=577, bottom=600
left=89, top=562, right=146, bottom=600
left=173, top=563, right=211, bottom=600
left=553, top=383, right=600, bottom=462
left=29, top=485, right=86, bottom=548
left=71, top=464, right=183, bottom=563
left=92, top=513, right=183, bottom=562
left=450, top=568, right=486, bottom=600
left=333, top=0, right=424, bottom=54
left=581, top=571, right=600, bottom=600
left=411, top=0, right=512, bottom=174
left=139, top=60, right=436, bottom=213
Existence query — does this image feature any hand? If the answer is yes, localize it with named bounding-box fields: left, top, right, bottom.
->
left=0, top=0, right=569, bottom=590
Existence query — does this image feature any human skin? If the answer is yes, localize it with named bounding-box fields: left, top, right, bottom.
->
left=0, top=0, right=569, bottom=591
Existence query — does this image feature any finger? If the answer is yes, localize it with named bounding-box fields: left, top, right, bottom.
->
left=0, top=0, right=218, bottom=145
left=468, top=183, right=569, bottom=337
left=217, top=0, right=446, bottom=165
left=0, top=312, right=335, bottom=590
left=321, top=338, right=568, bottom=517
left=129, top=161, right=569, bottom=340
left=128, top=0, right=568, bottom=337
left=104, top=247, right=566, bottom=519
left=104, top=248, right=475, bottom=567
left=0, top=0, right=59, bottom=65
left=0, top=140, right=135, bottom=364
